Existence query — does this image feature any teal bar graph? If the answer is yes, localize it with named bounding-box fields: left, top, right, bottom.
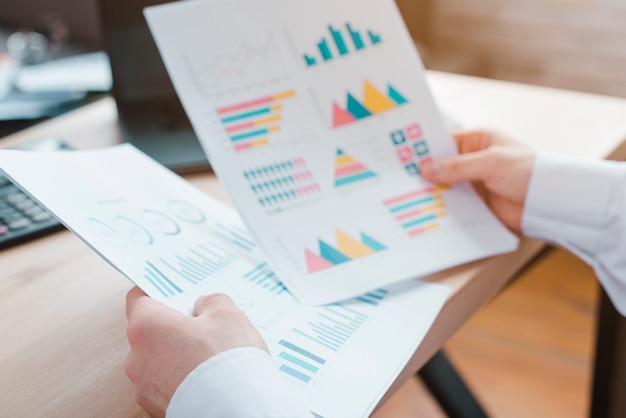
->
left=279, top=365, right=311, bottom=383
left=390, top=196, right=436, bottom=213
left=242, top=262, right=288, bottom=294
left=346, top=23, right=364, bottom=49
left=329, top=25, right=348, bottom=55
left=318, top=39, right=332, bottom=61
left=221, top=107, right=272, bottom=124
left=230, top=128, right=270, bottom=142
left=279, top=339, right=326, bottom=364
left=368, top=30, right=382, bottom=44
left=303, top=22, right=383, bottom=67
left=402, top=213, right=438, bottom=229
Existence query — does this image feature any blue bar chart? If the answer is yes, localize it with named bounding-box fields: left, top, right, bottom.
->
left=303, top=22, right=383, bottom=67
left=354, top=288, right=388, bottom=306
left=277, top=339, right=326, bottom=383
left=144, top=242, right=238, bottom=297
left=276, top=291, right=388, bottom=383
left=294, top=303, right=368, bottom=351
left=242, top=262, right=288, bottom=295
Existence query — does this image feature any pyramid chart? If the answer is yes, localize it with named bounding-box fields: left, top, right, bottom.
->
left=305, top=229, right=387, bottom=273
left=332, top=80, right=408, bottom=128
left=334, top=149, right=377, bottom=187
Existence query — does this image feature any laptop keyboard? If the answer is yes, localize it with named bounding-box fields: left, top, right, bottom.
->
left=0, top=173, right=63, bottom=250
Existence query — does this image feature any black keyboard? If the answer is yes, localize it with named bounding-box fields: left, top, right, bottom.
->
left=0, top=173, right=63, bottom=250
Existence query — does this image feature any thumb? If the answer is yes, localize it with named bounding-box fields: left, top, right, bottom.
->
left=421, top=150, right=493, bottom=185
left=194, top=293, right=236, bottom=317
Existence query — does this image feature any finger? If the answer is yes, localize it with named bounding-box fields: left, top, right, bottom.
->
left=421, top=150, right=494, bottom=185
left=126, top=286, right=149, bottom=319
left=194, top=293, right=236, bottom=317
left=453, top=130, right=496, bottom=154
left=126, top=287, right=179, bottom=321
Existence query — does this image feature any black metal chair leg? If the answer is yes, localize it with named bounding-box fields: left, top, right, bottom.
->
left=418, top=350, right=489, bottom=418
left=590, top=288, right=626, bottom=418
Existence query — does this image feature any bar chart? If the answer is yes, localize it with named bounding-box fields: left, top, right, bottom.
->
left=243, top=157, right=321, bottom=212
left=383, top=186, right=449, bottom=237
left=277, top=339, right=326, bottom=383
left=303, top=22, right=383, bottom=67
left=332, top=80, right=408, bottom=128
left=143, top=242, right=239, bottom=297
left=334, top=148, right=377, bottom=187
left=276, top=291, right=387, bottom=383
left=242, top=262, right=288, bottom=295
left=216, top=90, right=296, bottom=152
left=305, top=229, right=386, bottom=273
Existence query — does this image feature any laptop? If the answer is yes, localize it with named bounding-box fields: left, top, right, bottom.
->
left=99, top=0, right=210, bottom=173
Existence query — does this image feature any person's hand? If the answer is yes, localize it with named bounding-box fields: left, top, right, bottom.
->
left=124, top=287, right=268, bottom=418
left=421, top=130, right=536, bottom=231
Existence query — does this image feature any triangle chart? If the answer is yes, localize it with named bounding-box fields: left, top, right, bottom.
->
left=334, top=148, right=377, bottom=187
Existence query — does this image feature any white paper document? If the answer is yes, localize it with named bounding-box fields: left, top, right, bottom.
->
left=144, top=0, right=519, bottom=305
left=0, top=145, right=449, bottom=418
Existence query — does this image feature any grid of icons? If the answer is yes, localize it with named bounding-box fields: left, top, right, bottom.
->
left=389, top=123, right=431, bottom=176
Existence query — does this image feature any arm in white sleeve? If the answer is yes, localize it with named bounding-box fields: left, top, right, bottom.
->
left=522, top=153, right=626, bottom=316
left=166, top=347, right=313, bottom=418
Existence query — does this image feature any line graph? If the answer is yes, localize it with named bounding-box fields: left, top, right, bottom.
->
left=182, top=30, right=286, bottom=96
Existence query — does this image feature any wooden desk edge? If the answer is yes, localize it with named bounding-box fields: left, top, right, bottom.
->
left=3, top=73, right=626, bottom=416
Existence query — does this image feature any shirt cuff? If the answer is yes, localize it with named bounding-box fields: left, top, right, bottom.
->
left=166, top=346, right=312, bottom=418
left=522, top=153, right=622, bottom=256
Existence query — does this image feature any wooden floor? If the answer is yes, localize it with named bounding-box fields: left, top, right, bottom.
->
left=372, top=247, right=599, bottom=417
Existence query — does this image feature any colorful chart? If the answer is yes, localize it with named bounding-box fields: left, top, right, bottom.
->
left=243, top=157, right=321, bottom=211
left=383, top=186, right=449, bottom=237
left=389, top=122, right=431, bottom=176
left=242, top=262, right=288, bottom=295
left=305, top=229, right=386, bottom=273
left=303, top=22, right=382, bottom=67
left=217, top=90, right=296, bottom=152
left=334, top=149, right=377, bottom=187
left=332, top=80, right=408, bottom=128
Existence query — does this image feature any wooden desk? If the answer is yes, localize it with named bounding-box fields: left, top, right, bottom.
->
left=2, top=71, right=626, bottom=417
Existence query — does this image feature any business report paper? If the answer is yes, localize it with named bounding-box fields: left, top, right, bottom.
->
left=144, top=0, right=519, bottom=305
left=0, top=145, right=449, bottom=418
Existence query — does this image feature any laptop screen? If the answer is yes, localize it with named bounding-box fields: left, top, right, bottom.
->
left=100, top=0, right=179, bottom=104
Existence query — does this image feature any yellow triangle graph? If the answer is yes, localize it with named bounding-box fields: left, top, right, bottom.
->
left=363, top=80, right=397, bottom=113
left=335, top=229, right=375, bottom=258
left=336, top=154, right=355, bottom=167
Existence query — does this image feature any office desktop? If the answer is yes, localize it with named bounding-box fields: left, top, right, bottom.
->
left=0, top=0, right=623, bottom=416
left=2, top=71, right=626, bottom=416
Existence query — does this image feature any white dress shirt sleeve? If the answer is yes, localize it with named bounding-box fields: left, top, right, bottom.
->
left=166, top=347, right=313, bottom=418
left=522, top=153, right=626, bottom=316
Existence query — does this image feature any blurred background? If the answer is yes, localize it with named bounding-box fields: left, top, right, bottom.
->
left=2, top=0, right=626, bottom=134
left=1, top=1, right=625, bottom=417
